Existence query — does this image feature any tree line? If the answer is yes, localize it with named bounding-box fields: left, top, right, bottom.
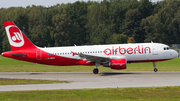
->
left=0, top=0, right=180, bottom=53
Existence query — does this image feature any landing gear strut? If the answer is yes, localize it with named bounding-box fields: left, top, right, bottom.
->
left=93, top=62, right=100, bottom=74
left=153, top=62, right=158, bottom=72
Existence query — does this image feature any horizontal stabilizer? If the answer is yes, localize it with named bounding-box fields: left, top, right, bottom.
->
left=5, top=53, right=26, bottom=56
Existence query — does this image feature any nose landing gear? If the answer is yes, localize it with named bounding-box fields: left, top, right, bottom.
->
left=153, top=62, right=158, bottom=72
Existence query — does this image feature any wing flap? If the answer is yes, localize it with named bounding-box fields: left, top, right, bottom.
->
left=72, top=51, right=110, bottom=62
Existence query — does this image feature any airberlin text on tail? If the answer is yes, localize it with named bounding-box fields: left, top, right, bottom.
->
left=4, top=21, right=36, bottom=51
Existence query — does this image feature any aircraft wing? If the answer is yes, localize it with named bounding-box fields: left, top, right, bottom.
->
left=71, top=51, right=110, bottom=63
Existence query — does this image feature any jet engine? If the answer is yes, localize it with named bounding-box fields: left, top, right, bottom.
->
left=103, top=59, right=126, bottom=70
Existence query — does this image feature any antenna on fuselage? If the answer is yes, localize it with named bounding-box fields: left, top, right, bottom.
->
left=74, top=44, right=76, bottom=47
left=151, top=41, right=153, bottom=43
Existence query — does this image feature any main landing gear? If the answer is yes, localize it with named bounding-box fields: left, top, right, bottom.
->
left=93, top=62, right=100, bottom=74
left=93, top=68, right=99, bottom=74
left=153, top=62, right=158, bottom=72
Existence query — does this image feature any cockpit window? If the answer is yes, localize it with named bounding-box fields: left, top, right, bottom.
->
left=164, top=47, right=171, bottom=50
left=167, top=47, right=171, bottom=50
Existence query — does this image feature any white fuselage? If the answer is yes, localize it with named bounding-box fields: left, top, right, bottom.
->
left=40, top=43, right=178, bottom=63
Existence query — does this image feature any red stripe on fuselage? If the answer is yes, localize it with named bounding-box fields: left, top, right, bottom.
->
left=2, top=48, right=87, bottom=66
left=2, top=47, right=171, bottom=66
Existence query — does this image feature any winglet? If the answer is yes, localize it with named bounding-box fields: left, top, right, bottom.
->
left=71, top=51, right=77, bottom=56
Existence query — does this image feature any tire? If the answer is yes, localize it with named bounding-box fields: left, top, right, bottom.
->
left=154, top=68, right=158, bottom=72
left=93, top=68, right=99, bottom=74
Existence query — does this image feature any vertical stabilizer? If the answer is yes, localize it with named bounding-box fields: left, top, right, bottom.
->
left=3, top=21, right=36, bottom=51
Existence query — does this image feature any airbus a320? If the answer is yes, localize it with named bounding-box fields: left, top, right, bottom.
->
left=1, top=21, right=178, bottom=74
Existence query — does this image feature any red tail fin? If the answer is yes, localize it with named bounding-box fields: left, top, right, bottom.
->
left=4, top=21, right=36, bottom=51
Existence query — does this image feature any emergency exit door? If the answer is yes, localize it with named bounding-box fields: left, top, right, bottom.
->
left=152, top=45, right=158, bottom=55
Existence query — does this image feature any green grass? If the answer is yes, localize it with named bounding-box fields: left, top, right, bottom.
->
left=0, top=56, right=180, bottom=101
left=0, top=56, right=180, bottom=72
left=0, top=78, right=69, bottom=85
left=0, top=86, right=180, bottom=101
left=126, top=57, right=180, bottom=71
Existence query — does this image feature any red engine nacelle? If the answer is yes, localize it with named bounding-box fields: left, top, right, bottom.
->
left=103, top=59, right=127, bottom=70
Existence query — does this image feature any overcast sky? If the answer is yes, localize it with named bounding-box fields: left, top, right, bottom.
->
left=0, top=0, right=164, bottom=8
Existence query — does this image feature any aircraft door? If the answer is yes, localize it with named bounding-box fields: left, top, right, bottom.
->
left=152, top=45, right=158, bottom=55
left=36, top=50, right=42, bottom=60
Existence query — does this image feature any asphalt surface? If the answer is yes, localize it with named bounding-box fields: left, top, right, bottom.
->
left=0, top=72, right=180, bottom=91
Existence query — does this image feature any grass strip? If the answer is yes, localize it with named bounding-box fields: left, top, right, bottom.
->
left=0, top=78, right=69, bottom=85
left=0, top=56, right=180, bottom=72
left=0, top=86, right=180, bottom=101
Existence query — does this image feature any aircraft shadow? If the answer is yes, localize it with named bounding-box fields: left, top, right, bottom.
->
left=29, top=73, right=44, bottom=75
left=0, top=78, right=13, bottom=80
left=100, top=72, right=140, bottom=76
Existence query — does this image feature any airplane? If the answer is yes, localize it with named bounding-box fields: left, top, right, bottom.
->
left=1, top=21, right=178, bottom=74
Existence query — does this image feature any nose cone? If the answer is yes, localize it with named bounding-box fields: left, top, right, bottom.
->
left=172, top=50, right=179, bottom=58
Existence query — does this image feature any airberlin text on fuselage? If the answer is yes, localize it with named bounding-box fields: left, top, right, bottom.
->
left=104, top=45, right=151, bottom=55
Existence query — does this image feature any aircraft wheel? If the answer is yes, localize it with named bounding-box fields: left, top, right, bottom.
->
left=93, top=68, right=99, bottom=74
left=154, top=68, right=158, bottom=72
